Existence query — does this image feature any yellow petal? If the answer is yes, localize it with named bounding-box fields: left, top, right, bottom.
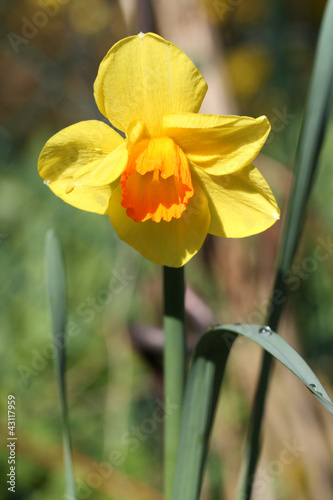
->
left=49, top=184, right=115, bottom=214
left=108, top=182, right=211, bottom=267
left=163, top=113, right=270, bottom=175
left=38, top=120, right=126, bottom=214
left=94, top=32, right=208, bottom=136
left=87, top=142, right=128, bottom=187
left=191, top=163, right=280, bottom=237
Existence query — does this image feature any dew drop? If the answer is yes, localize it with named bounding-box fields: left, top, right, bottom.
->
left=309, top=383, right=322, bottom=396
left=258, top=326, right=272, bottom=336
left=43, top=179, right=50, bottom=185
left=138, top=32, right=145, bottom=39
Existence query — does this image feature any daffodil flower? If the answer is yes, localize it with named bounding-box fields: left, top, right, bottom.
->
left=38, top=32, right=280, bottom=267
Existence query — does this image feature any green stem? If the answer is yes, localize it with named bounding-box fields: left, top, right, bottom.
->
left=163, top=266, right=187, bottom=500
left=236, top=351, right=273, bottom=500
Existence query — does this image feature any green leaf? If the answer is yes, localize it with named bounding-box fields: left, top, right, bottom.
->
left=279, top=0, right=333, bottom=274
left=239, top=3, right=333, bottom=497
left=45, top=230, right=66, bottom=368
left=171, top=324, right=333, bottom=500
left=45, top=229, right=76, bottom=500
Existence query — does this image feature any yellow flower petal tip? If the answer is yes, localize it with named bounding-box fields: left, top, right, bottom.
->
left=38, top=33, right=280, bottom=267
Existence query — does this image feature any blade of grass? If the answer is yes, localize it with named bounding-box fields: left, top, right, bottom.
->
left=163, top=266, right=187, bottom=500
left=171, top=330, right=235, bottom=500
left=237, top=1, right=333, bottom=497
left=45, top=229, right=76, bottom=500
left=171, top=325, right=333, bottom=500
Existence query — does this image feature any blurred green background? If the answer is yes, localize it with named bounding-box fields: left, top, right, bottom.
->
left=1, top=0, right=333, bottom=499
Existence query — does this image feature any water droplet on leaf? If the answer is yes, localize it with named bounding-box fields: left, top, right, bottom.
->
left=258, top=326, right=272, bottom=336
left=309, top=383, right=322, bottom=396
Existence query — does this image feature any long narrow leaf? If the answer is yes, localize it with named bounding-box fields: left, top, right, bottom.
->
left=279, top=0, right=333, bottom=272
left=45, top=229, right=76, bottom=500
left=171, top=324, right=333, bottom=500
left=171, top=332, right=234, bottom=500
left=238, top=2, right=333, bottom=498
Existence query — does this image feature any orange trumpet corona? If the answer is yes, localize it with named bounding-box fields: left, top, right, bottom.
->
left=120, top=137, right=194, bottom=223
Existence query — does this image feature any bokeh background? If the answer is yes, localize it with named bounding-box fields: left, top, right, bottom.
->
left=1, top=0, right=333, bottom=499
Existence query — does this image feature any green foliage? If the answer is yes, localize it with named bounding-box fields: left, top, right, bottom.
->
left=236, top=1, right=333, bottom=497
left=279, top=0, right=333, bottom=275
left=45, top=230, right=76, bottom=500
left=172, top=325, right=333, bottom=500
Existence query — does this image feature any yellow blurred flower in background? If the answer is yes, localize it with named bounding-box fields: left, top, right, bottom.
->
left=227, top=45, right=272, bottom=99
left=38, top=32, right=279, bottom=267
left=69, top=0, right=112, bottom=35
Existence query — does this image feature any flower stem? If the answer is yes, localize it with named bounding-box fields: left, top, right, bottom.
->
left=163, top=266, right=187, bottom=500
